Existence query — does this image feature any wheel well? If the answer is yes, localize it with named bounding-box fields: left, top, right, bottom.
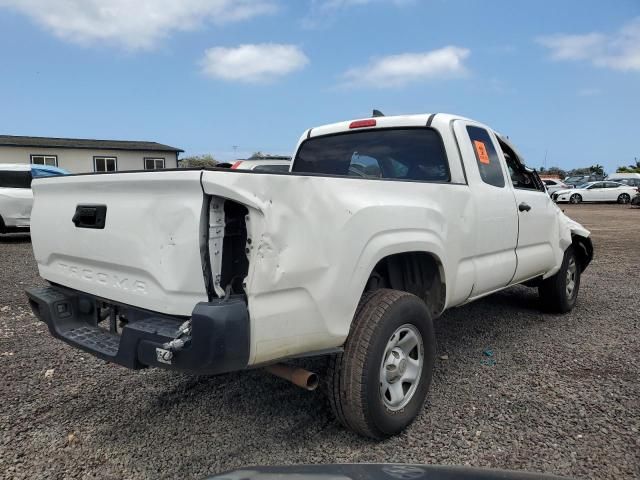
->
left=572, top=234, right=593, bottom=272
left=365, top=252, right=446, bottom=318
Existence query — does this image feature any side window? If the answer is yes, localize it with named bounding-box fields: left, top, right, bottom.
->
left=0, top=170, right=32, bottom=188
left=498, top=139, right=545, bottom=192
left=466, top=126, right=504, bottom=188
left=94, top=157, right=117, bottom=172
left=144, top=158, right=165, bottom=170
left=31, top=155, right=58, bottom=167
left=589, top=182, right=603, bottom=189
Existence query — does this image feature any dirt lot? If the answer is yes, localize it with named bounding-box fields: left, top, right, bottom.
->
left=1, top=204, right=638, bottom=480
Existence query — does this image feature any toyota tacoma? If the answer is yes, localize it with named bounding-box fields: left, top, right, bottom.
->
left=26, top=112, right=593, bottom=439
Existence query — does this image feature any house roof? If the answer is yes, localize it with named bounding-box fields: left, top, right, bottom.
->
left=0, top=135, right=183, bottom=153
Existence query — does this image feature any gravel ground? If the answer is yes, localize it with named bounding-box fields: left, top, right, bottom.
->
left=1, top=204, right=638, bottom=480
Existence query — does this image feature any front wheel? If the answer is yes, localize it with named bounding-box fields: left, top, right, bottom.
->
left=327, top=289, right=435, bottom=439
left=569, top=194, right=582, bottom=204
left=539, top=247, right=581, bottom=313
left=618, top=193, right=631, bottom=204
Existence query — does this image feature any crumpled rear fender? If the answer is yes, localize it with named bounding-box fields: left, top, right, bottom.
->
left=200, top=171, right=471, bottom=365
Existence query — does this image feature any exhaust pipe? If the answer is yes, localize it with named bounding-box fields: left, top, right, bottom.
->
left=265, top=363, right=319, bottom=391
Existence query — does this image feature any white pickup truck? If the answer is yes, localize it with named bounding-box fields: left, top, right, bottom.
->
left=26, top=113, right=593, bottom=439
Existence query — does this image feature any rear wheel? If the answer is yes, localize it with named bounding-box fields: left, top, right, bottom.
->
left=327, top=289, right=435, bottom=439
left=569, top=194, right=582, bottom=204
left=539, top=247, right=580, bottom=313
left=618, top=193, right=631, bottom=204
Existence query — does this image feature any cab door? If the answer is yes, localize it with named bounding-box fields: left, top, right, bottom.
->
left=453, top=120, right=518, bottom=299
left=497, top=138, right=558, bottom=283
left=584, top=182, right=605, bottom=201
left=603, top=182, right=624, bottom=201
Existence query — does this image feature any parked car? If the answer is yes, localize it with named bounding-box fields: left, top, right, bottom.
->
left=541, top=178, right=569, bottom=195
left=606, top=173, right=640, bottom=188
left=631, top=190, right=640, bottom=207
left=563, top=174, right=604, bottom=187
left=26, top=112, right=593, bottom=439
left=551, top=181, right=638, bottom=204
left=0, top=163, right=68, bottom=233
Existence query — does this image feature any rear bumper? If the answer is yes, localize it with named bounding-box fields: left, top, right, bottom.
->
left=25, top=285, right=250, bottom=375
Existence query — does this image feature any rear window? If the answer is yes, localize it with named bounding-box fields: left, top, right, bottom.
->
left=292, top=128, right=450, bottom=182
left=0, top=170, right=32, bottom=188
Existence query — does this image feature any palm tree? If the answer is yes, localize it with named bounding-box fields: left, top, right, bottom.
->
left=589, top=164, right=605, bottom=176
left=616, top=159, right=640, bottom=174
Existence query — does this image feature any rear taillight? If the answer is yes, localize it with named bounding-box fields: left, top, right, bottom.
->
left=349, top=119, right=376, bottom=129
left=231, top=161, right=243, bottom=169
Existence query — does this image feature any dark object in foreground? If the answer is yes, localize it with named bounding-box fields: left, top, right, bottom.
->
left=205, top=464, right=572, bottom=480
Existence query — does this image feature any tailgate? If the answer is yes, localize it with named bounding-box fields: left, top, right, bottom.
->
left=30, top=171, right=207, bottom=316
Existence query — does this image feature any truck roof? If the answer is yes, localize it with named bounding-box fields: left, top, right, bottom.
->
left=306, top=113, right=475, bottom=139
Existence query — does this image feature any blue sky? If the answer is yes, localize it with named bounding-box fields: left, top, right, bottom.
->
left=0, top=0, right=638, bottom=173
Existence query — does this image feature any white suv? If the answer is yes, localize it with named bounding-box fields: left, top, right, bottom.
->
left=0, top=163, right=68, bottom=233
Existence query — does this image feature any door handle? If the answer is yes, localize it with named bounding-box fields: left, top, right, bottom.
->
left=518, top=202, right=531, bottom=212
left=72, top=204, right=107, bottom=229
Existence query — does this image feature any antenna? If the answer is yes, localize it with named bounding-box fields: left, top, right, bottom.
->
left=372, top=109, right=385, bottom=117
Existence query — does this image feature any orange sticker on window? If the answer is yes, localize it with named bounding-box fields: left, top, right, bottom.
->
left=474, top=140, right=490, bottom=164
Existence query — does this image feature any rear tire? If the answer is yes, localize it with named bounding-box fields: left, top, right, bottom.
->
left=569, top=194, right=582, bottom=204
left=539, top=247, right=580, bottom=313
left=327, top=289, right=436, bottom=439
left=618, top=193, right=631, bottom=204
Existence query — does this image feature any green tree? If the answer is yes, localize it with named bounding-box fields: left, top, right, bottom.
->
left=179, top=154, right=217, bottom=168
left=616, top=159, right=640, bottom=173
left=589, top=164, right=605, bottom=176
left=567, top=167, right=591, bottom=176
left=540, top=167, right=567, bottom=178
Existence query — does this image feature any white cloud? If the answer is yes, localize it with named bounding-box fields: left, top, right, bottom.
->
left=0, top=0, right=277, bottom=50
left=303, top=0, right=412, bottom=28
left=537, top=17, right=640, bottom=71
left=200, top=44, right=309, bottom=83
left=341, top=46, right=470, bottom=88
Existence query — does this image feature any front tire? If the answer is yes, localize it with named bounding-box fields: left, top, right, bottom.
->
left=327, top=289, right=436, bottom=439
left=618, top=193, right=631, bottom=204
left=539, top=247, right=581, bottom=313
left=569, top=194, right=582, bottom=204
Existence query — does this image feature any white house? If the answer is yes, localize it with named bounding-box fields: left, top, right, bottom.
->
left=0, top=135, right=183, bottom=174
